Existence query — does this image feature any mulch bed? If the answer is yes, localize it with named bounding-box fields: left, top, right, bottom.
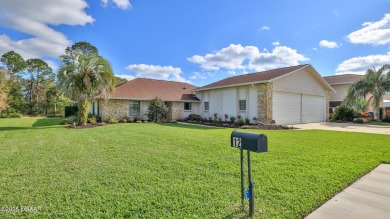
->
left=66, top=123, right=106, bottom=129
left=179, top=120, right=295, bottom=130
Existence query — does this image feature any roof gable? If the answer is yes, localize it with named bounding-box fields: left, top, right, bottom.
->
left=323, top=74, right=364, bottom=85
left=196, top=65, right=308, bottom=91
left=108, top=78, right=199, bottom=101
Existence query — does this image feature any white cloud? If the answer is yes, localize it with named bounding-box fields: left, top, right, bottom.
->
left=115, top=74, right=135, bottom=81
left=189, top=72, right=207, bottom=80
left=0, top=0, right=95, bottom=60
left=272, top=41, right=280, bottom=46
left=188, top=44, right=308, bottom=72
left=347, top=13, right=390, bottom=45
left=125, top=64, right=190, bottom=83
left=101, top=0, right=131, bottom=10
left=336, top=52, right=390, bottom=75
left=260, top=25, right=270, bottom=31
left=313, top=48, right=318, bottom=51
left=319, top=40, right=339, bottom=48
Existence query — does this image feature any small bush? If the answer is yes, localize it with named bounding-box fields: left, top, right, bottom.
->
left=224, top=114, right=228, bottom=121
left=88, top=115, right=97, bottom=124
left=108, top=116, right=117, bottom=124
left=230, top=116, right=236, bottom=123
left=208, top=117, right=212, bottom=122
left=237, top=115, right=242, bottom=120
left=245, top=117, right=250, bottom=125
left=213, top=113, right=218, bottom=121
left=187, top=114, right=201, bottom=121
left=122, top=118, right=128, bottom=123
left=59, top=116, right=77, bottom=125
left=332, top=106, right=355, bottom=122
left=0, top=107, right=21, bottom=118
left=238, top=119, right=245, bottom=126
left=353, top=118, right=365, bottom=124
left=218, top=118, right=222, bottom=122
left=383, top=115, right=390, bottom=122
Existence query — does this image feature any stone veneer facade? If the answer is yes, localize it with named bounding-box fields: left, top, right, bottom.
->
left=166, top=102, right=183, bottom=121
left=100, top=99, right=128, bottom=121
left=326, top=91, right=331, bottom=121
left=257, top=82, right=273, bottom=124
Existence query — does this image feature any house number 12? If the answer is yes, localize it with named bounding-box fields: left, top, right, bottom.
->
left=232, top=137, right=242, bottom=148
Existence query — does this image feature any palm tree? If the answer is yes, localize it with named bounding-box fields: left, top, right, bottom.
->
left=344, top=65, right=390, bottom=119
left=59, top=52, right=116, bottom=126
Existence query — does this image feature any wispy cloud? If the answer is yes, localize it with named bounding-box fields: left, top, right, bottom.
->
left=125, top=64, right=190, bottom=83
left=319, top=40, right=339, bottom=48
left=260, top=25, right=270, bottom=31
left=347, top=13, right=390, bottom=45
left=336, top=52, right=390, bottom=75
left=188, top=44, right=308, bottom=72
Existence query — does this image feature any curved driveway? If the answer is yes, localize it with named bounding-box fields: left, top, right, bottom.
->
left=292, top=122, right=390, bottom=135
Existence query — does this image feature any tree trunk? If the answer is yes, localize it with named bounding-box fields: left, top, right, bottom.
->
left=78, top=99, right=90, bottom=126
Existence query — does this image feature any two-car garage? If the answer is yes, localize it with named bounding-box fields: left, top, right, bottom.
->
left=272, top=92, right=326, bottom=125
left=270, top=66, right=332, bottom=125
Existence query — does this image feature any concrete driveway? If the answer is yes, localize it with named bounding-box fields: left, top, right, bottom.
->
left=292, top=122, right=390, bottom=135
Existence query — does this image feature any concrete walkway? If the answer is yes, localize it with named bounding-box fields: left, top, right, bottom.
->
left=293, top=122, right=390, bottom=135
left=306, top=164, right=390, bottom=219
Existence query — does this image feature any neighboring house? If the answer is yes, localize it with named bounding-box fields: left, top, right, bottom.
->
left=384, top=94, right=390, bottom=110
left=323, top=74, right=364, bottom=113
left=323, top=74, right=385, bottom=113
left=194, top=64, right=334, bottom=125
left=90, top=78, right=200, bottom=121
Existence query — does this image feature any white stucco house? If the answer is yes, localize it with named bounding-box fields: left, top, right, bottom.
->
left=90, top=64, right=335, bottom=125
left=194, top=64, right=334, bottom=125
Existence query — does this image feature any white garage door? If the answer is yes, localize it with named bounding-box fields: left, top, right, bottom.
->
left=272, top=92, right=301, bottom=125
left=272, top=92, right=325, bottom=125
left=302, top=95, right=325, bottom=123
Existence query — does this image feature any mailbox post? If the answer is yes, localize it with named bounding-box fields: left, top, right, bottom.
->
left=231, top=131, right=268, bottom=217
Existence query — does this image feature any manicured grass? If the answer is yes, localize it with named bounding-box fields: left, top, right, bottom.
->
left=0, top=118, right=389, bottom=218
left=366, top=121, right=390, bottom=126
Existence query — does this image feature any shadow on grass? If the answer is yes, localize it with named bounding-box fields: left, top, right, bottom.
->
left=158, top=122, right=225, bottom=130
left=32, top=118, right=62, bottom=127
left=0, top=118, right=62, bottom=131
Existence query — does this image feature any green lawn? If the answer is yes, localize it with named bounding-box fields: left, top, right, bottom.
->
left=366, top=121, right=390, bottom=126
left=0, top=118, right=389, bottom=218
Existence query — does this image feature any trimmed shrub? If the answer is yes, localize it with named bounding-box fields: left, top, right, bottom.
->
left=187, top=114, right=201, bottom=121
left=332, top=106, right=355, bottom=122
left=59, top=116, right=77, bottom=125
left=353, top=118, right=365, bottom=124
left=65, top=106, right=78, bottom=118
left=230, top=116, right=236, bottom=123
left=238, top=119, right=245, bottom=126
left=245, top=117, right=250, bottom=125
left=108, top=116, right=117, bottom=124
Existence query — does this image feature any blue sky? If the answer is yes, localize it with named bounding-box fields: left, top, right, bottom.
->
left=0, top=0, right=389, bottom=86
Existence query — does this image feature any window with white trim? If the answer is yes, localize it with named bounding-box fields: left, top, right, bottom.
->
left=204, top=102, right=209, bottom=111
left=184, top=102, right=192, bottom=111
left=239, top=100, right=246, bottom=110
left=129, top=101, right=140, bottom=116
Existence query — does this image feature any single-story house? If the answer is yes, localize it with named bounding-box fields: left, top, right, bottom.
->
left=89, top=78, right=200, bottom=121
left=90, top=64, right=334, bottom=125
left=194, top=64, right=334, bottom=125
left=323, top=74, right=386, bottom=113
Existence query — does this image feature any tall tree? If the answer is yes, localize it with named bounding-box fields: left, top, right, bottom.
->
left=344, top=65, right=390, bottom=119
left=0, top=51, right=26, bottom=80
left=0, top=51, right=27, bottom=112
left=25, top=58, right=54, bottom=114
left=0, top=68, right=8, bottom=111
left=59, top=44, right=116, bottom=125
